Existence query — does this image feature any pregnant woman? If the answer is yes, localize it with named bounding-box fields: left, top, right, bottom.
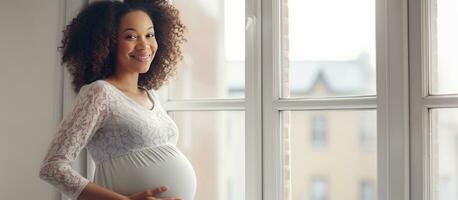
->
left=38, top=1, right=196, bottom=200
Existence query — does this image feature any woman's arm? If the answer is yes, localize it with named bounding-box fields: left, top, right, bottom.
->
left=78, top=182, right=128, bottom=200
left=38, top=82, right=112, bottom=199
left=79, top=183, right=172, bottom=200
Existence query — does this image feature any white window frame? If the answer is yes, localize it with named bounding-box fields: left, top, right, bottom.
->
left=262, top=0, right=409, bottom=199
left=409, top=0, right=458, bottom=200
left=376, top=0, right=411, bottom=199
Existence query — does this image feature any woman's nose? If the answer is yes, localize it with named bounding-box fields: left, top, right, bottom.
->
left=135, top=38, right=150, bottom=50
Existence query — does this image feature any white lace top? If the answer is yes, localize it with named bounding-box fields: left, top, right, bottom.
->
left=39, top=80, right=179, bottom=199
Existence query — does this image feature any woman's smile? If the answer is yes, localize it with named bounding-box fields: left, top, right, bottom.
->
left=130, top=53, right=152, bottom=62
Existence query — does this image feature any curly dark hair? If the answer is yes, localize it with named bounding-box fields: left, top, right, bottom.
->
left=60, top=0, right=186, bottom=93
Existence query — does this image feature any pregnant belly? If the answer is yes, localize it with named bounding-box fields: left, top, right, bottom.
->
left=93, top=144, right=197, bottom=200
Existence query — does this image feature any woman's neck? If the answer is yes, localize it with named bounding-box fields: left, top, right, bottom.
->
left=104, top=73, right=141, bottom=94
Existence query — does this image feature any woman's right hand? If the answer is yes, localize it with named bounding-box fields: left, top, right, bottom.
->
left=126, top=186, right=182, bottom=200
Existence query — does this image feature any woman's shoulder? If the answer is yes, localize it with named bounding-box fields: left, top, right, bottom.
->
left=78, top=79, right=112, bottom=97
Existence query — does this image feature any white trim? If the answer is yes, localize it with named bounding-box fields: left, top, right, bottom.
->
left=377, top=0, right=410, bottom=199
left=422, top=96, right=458, bottom=108
left=274, top=96, right=376, bottom=111
left=409, top=0, right=425, bottom=199
left=410, top=0, right=432, bottom=199
left=262, top=0, right=283, bottom=199
left=163, top=99, right=245, bottom=111
left=409, top=0, right=458, bottom=199
left=245, top=0, right=263, bottom=199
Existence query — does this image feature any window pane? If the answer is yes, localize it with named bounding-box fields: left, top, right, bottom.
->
left=431, top=108, right=458, bottom=200
left=311, top=116, right=327, bottom=147
left=170, top=111, right=245, bottom=200
left=282, top=0, right=376, bottom=98
left=172, top=0, right=245, bottom=99
left=360, top=180, right=376, bottom=200
left=282, top=110, right=377, bottom=200
left=310, top=176, right=328, bottom=200
left=430, top=0, right=458, bottom=95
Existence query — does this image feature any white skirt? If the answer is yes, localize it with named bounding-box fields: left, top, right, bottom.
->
left=93, top=144, right=197, bottom=200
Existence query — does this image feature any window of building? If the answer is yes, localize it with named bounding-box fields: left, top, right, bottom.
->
left=360, top=180, right=376, bottom=200
left=311, top=115, right=326, bottom=147
left=360, top=112, right=376, bottom=151
left=310, top=176, right=328, bottom=200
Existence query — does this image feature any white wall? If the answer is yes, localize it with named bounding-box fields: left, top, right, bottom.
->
left=0, top=0, right=65, bottom=199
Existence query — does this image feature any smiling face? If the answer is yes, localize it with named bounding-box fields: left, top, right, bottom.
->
left=115, top=10, right=158, bottom=75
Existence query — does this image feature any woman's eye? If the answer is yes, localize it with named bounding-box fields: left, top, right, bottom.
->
left=147, top=33, right=155, bottom=38
left=126, top=35, right=137, bottom=40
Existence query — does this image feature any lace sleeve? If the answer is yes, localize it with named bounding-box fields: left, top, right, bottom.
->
left=39, top=82, right=111, bottom=200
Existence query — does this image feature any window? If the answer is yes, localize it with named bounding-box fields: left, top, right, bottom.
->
left=170, top=111, right=245, bottom=200
left=410, top=0, right=458, bottom=199
left=429, top=0, right=458, bottom=95
left=279, top=0, right=378, bottom=199
left=164, top=1, right=248, bottom=200
left=437, top=176, right=452, bottom=200
left=311, top=115, right=326, bottom=147
left=428, top=1, right=458, bottom=198
left=430, top=109, right=458, bottom=200
left=169, top=0, right=399, bottom=199
left=360, top=112, right=376, bottom=151
left=71, top=0, right=456, bottom=199
left=288, top=111, right=377, bottom=199
left=170, top=0, right=245, bottom=100
left=360, top=180, right=376, bottom=200
left=310, top=176, right=328, bottom=200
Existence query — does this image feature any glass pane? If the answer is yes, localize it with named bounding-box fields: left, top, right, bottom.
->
left=171, top=0, right=245, bottom=99
left=282, top=0, right=376, bottom=98
left=430, top=0, right=458, bottom=95
left=170, top=111, right=245, bottom=200
left=431, top=108, right=458, bottom=200
left=282, top=110, right=377, bottom=200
